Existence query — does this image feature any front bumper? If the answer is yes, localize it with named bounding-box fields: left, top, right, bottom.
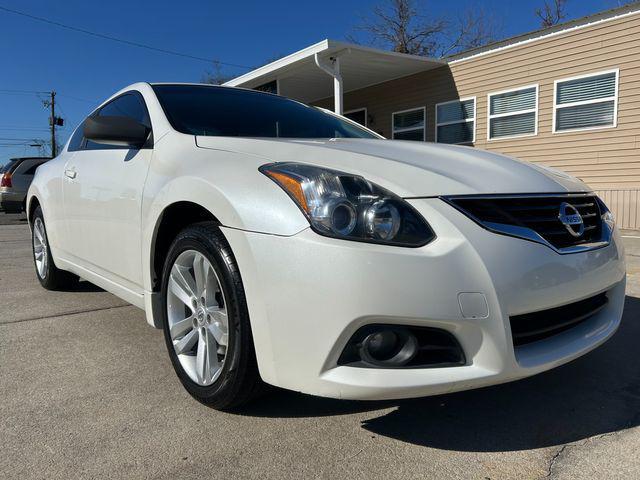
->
left=221, top=197, right=626, bottom=400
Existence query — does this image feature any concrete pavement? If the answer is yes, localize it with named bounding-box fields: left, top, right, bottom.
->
left=1, top=215, right=639, bottom=479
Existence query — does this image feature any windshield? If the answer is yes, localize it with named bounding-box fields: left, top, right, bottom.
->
left=152, top=85, right=378, bottom=139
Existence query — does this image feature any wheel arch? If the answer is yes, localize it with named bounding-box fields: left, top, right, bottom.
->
left=27, top=195, right=41, bottom=226
left=146, top=201, right=279, bottom=387
left=149, top=201, right=221, bottom=293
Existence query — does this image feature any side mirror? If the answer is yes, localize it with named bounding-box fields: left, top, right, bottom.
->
left=83, top=115, right=150, bottom=148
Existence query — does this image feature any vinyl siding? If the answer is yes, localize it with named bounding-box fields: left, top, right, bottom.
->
left=314, top=11, right=640, bottom=192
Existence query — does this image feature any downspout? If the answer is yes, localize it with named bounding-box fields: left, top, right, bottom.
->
left=314, top=52, right=345, bottom=115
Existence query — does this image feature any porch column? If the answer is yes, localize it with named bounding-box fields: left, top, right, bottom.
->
left=314, top=53, right=344, bottom=115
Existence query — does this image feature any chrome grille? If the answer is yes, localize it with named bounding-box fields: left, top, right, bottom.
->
left=445, top=194, right=606, bottom=251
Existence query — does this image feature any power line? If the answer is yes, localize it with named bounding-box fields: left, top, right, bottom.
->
left=0, top=127, right=51, bottom=132
left=0, top=88, right=49, bottom=94
left=56, top=93, right=98, bottom=104
left=0, top=137, right=44, bottom=141
left=0, top=91, right=44, bottom=97
left=0, top=5, right=255, bottom=70
left=0, top=89, right=97, bottom=109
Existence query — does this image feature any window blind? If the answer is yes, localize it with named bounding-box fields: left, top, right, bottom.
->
left=555, top=71, right=617, bottom=132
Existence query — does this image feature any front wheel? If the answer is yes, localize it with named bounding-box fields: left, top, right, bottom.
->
left=160, top=222, right=264, bottom=410
left=31, top=206, right=78, bottom=290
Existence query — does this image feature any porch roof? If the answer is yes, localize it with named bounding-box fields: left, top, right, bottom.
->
left=223, top=39, right=444, bottom=105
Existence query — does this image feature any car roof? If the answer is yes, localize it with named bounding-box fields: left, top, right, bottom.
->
left=148, top=82, right=280, bottom=97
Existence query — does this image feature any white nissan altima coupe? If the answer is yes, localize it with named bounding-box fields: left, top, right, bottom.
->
left=28, top=83, right=626, bottom=409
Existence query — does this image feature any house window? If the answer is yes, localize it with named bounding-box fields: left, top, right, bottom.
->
left=488, top=85, right=538, bottom=140
left=392, top=107, right=425, bottom=141
left=344, top=108, right=367, bottom=127
left=553, top=69, right=619, bottom=133
left=435, top=98, right=476, bottom=144
left=254, top=80, right=278, bottom=94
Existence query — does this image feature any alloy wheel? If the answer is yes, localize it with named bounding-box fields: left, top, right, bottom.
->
left=33, top=217, right=48, bottom=279
left=167, top=249, right=229, bottom=386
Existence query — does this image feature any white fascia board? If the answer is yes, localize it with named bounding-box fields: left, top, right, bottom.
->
left=224, top=39, right=330, bottom=87
left=224, top=39, right=444, bottom=88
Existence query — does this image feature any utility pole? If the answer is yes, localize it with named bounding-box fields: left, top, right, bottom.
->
left=43, top=91, right=63, bottom=158
left=49, top=91, right=56, bottom=157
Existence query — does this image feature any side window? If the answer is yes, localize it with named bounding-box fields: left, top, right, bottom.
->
left=67, top=123, right=85, bottom=152
left=82, top=92, right=151, bottom=150
left=99, top=93, right=150, bottom=127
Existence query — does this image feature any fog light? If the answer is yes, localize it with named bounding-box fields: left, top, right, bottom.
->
left=364, top=331, right=399, bottom=361
left=338, top=324, right=466, bottom=368
left=359, top=328, right=418, bottom=367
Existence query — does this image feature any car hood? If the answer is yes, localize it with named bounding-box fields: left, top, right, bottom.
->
left=195, top=137, right=590, bottom=197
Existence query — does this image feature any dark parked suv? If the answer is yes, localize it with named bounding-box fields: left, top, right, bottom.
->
left=0, top=157, right=51, bottom=213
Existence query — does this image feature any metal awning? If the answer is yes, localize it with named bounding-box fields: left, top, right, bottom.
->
left=223, top=39, right=444, bottom=114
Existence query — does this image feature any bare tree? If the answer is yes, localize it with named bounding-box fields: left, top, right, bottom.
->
left=536, top=0, right=568, bottom=28
left=440, top=9, right=498, bottom=56
left=202, top=60, right=233, bottom=85
left=357, top=0, right=445, bottom=55
left=352, top=0, right=498, bottom=58
left=202, top=54, right=287, bottom=85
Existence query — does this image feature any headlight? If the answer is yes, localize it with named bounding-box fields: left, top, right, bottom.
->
left=597, top=196, right=615, bottom=231
left=260, top=162, right=435, bottom=247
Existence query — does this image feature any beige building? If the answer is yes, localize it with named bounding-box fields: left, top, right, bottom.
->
left=226, top=4, right=640, bottom=229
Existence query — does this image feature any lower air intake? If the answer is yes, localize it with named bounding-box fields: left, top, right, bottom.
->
left=509, top=292, right=608, bottom=346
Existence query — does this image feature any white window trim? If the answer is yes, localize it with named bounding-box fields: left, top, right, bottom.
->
left=392, top=107, right=426, bottom=141
left=487, top=84, right=539, bottom=141
left=435, top=97, right=476, bottom=144
left=552, top=68, right=619, bottom=134
left=344, top=107, right=368, bottom=127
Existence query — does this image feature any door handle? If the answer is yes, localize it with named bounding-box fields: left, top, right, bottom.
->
left=64, top=169, right=77, bottom=179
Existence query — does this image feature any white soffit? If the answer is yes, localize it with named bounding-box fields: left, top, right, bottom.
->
left=224, top=39, right=444, bottom=103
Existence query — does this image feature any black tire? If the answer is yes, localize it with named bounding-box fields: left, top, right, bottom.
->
left=160, top=222, right=264, bottom=410
left=31, top=206, right=78, bottom=290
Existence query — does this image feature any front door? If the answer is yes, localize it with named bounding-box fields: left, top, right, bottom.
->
left=61, top=92, right=153, bottom=290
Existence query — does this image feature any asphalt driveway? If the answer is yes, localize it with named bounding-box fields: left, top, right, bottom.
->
left=1, top=212, right=639, bottom=479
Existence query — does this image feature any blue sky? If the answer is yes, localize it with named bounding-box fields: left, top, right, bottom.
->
left=0, top=0, right=631, bottom=163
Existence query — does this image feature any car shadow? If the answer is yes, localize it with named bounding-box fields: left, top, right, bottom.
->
left=68, top=280, right=105, bottom=293
left=50, top=279, right=105, bottom=293
left=50, top=280, right=105, bottom=293
left=239, top=295, right=640, bottom=452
